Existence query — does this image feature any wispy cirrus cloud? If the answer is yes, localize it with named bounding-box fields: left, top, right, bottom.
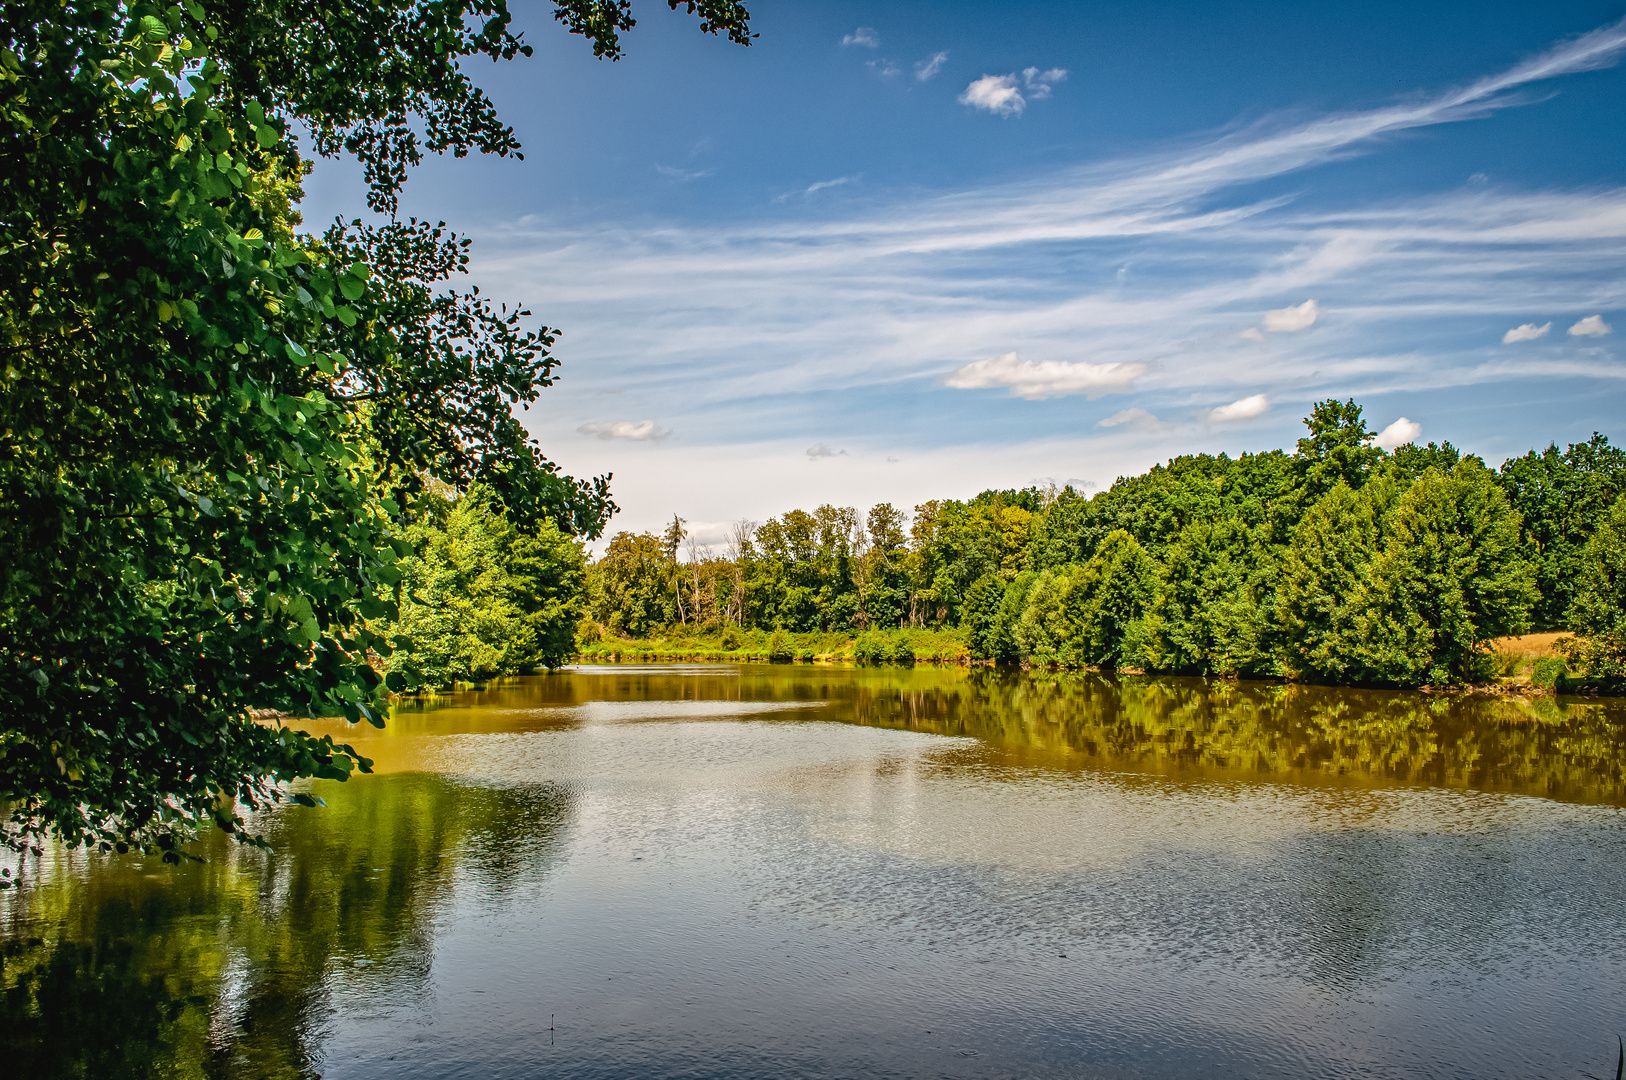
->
left=655, top=164, right=713, bottom=182
left=804, top=175, right=856, bottom=196
left=915, top=51, right=949, bottom=82
left=476, top=17, right=1626, bottom=531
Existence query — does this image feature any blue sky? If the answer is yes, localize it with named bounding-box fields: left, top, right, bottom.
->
left=303, top=1, right=1626, bottom=547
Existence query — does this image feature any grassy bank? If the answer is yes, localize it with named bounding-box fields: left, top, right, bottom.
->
left=575, top=626, right=971, bottom=664
left=573, top=627, right=1598, bottom=693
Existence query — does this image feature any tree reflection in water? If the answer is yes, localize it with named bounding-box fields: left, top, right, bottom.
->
left=805, top=668, right=1626, bottom=805
left=0, top=775, right=574, bottom=1078
left=3, top=666, right=1624, bottom=1079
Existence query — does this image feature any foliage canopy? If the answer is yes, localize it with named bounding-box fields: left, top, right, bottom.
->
left=583, top=401, right=1611, bottom=688
left=1, top=0, right=751, bottom=853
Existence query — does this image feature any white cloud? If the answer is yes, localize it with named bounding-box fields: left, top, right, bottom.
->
left=915, top=51, right=949, bottom=82
left=866, top=58, right=901, bottom=78
left=944, top=353, right=1148, bottom=400
left=959, top=74, right=1025, bottom=116
left=1204, top=394, right=1270, bottom=423
left=1569, top=314, right=1614, bottom=337
left=577, top=420, right=672, bottom=442
left=1374, top=416, right=1423, bottom=450
left=1239, top=327, right=1267, bottom=342
left=1261, top=299, right=1319, bottom=333
left=1098, top=408, right=1169, bottom=432
left=958, top=66, right=1067, bottom=116
left=806, top=443, right=847, bottom=459
left=1502, top=321, right=1551, bottom=343
left=1022, top=66, right=1067, bottom=99
left=842, top=27, right=879, bottom=48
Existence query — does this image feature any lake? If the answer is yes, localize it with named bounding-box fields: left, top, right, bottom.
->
left=5, top=665, right=1626, bottom=1078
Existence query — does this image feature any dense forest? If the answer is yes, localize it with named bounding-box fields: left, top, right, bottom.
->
left=564, top=400, right=1626, bottom=689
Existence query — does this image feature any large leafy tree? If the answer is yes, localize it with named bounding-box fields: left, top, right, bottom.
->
left=1497, top=434, right=1626, bottom=630
left=1, top=0, right=751, bottom=854
left=1277, top=462, right=1534, bottom=685
left=589, top=531, right=675, bottom=637
left=386, top=485, right=586, bottom=688
left=1560, top=493, right=1626, bottom=686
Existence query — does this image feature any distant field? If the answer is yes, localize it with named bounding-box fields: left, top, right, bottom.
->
left=1490, top=632, right=1568, bottom=657
left=1488, top=632, right=1569, bottom=679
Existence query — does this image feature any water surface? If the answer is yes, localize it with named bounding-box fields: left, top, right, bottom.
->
left=5, top=667, right=1626, bottom=1078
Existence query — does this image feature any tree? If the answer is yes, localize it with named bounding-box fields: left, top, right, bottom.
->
left=1558, top=493, right=1626, bottom=686
left=1061, top=530, right=1158, bottom=669
left=386, top=486, right=586, bottom=687
left=964, top=570, right=1034, bottom=663
left=1354, top=461, right=1535, bottom=684
left=1, top=0, right=750, bottom=853
left=857, top=503, right=909, bottom=629
left=1138, top=515, right=1274, bottom=676
left=1275, top=483, right=1383, bottom=682
left=1013, top=568, right=1074, bottom=666
left=1497, top=434, right=1626, bottom=630
left=589, top=532, right=674, bottom=637
left=1277, top=463, right=1534, bottom=685
left=1295, top=398, right=1382, bottom=505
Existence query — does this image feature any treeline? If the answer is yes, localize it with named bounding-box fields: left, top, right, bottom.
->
left=585, top=401, right=1626, bottom=688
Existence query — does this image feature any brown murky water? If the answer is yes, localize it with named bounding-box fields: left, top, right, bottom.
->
left=5, top=666, right=1626, bottom=1078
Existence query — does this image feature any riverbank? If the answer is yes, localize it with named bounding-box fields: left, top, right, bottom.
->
left=570, top=627, right=1592, bottom=694
left=575, top=626, right=971, bottom=665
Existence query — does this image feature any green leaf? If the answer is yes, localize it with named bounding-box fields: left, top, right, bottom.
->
left=256, top=124, right=278, bottom=149
left=337, top=273, right=365, bottom=302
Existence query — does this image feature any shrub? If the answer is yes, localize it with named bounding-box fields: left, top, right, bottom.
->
left=889, top=635, right=917, bottom=665
left=854, top=631, right=886, bottom=665
left=720, top=625, right=744, bottom=650
left=767, top=629, right=794, bottom=663
left=1531, top=656, right=1567, bottom=689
